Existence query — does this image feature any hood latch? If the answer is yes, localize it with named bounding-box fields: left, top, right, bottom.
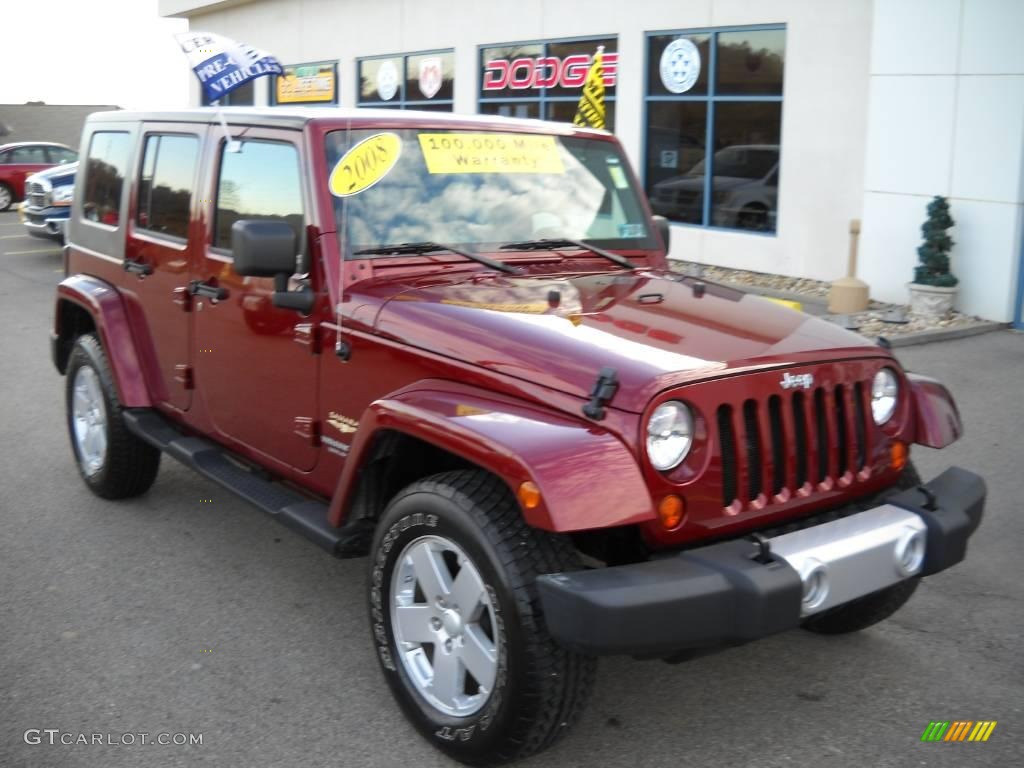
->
left=582, top=367, right=619, bottom=421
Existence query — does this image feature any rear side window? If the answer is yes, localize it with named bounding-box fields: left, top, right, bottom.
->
left=137, top=134, right=198, bottom=240
left=214, top=140, right=303, bottom=250
left=10, top=146, right=47, bottom=163
left=82, top=132, right=130, bottom=227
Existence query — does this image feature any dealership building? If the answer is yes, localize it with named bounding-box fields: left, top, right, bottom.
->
left=160, top=0, right=1024, bottom=327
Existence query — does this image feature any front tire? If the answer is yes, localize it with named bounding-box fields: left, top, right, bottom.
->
left=65, top=333, right=160, bottom=499
left=368, top=470, right=595, bottom=766
left=0, top=183, right=13, bottom=212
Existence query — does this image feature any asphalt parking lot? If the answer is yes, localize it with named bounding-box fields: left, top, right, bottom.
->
left=0, top=208, right=1020, bottom=768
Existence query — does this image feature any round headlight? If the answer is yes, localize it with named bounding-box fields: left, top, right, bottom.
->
left=871, top=368, right=899, bottom=424
left=647, top=401, right=694, bottom=471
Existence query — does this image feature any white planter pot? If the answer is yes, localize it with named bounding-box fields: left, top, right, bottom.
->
left=908, top=282, right=957, bottom=319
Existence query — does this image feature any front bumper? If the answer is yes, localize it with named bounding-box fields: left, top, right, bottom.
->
left=536, top=467, right=985, bottom=656
left=23, top=207, right=69, bottom=238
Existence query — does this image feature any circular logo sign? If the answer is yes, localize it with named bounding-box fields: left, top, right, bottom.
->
left=660, top=38, right=701, bottom=94
left=377, top=60, right=399, bottom=101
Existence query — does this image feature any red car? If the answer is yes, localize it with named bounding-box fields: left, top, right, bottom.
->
left=0, top=141, right=78, bottom=211
left=52, top=109, right=984, bottom=765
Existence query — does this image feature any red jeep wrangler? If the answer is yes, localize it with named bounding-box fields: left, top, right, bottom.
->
left=52, top=108, right=985, bottom=765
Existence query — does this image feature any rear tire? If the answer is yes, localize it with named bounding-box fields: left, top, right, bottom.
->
left=801, top=463, right=923, bottom=635
left=65, top=333, right=160, bottom=499
left=0, top=183, right=13, bottom=212
left=368, top=470, right=595, bottom=766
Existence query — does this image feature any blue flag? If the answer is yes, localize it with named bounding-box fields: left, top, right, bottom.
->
left=176, top=31, right=283, bottom=103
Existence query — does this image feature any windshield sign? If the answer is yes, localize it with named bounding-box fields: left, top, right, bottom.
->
left=324, top=128, right=655, bottom=256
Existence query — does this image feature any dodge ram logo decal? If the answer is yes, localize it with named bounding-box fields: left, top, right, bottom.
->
left=781, top=372, right=814, bottom=390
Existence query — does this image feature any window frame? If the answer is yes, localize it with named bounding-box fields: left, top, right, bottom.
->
left=476, top=34, right=618, bottom=127
left=642, top=23, right=785, bottom=236
left=356, top=48, right=455, bottom=111
left=135, top=132, right=201, bottom=244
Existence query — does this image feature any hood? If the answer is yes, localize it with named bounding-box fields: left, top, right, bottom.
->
left=28, top=161, right=78, bottom=187
left=367, top=270, right=881, bottom=412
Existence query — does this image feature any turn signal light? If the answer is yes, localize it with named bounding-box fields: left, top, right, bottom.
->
left=517, top=481, right=542, bottom=510
left=658, top=495, right=685, bottom=529
left=891, top=440, right=908, bottom=471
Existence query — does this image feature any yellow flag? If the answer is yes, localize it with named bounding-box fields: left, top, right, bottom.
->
left=573, top=47, right=606, bottom=130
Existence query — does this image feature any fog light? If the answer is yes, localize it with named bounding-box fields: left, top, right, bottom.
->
left=800, top=559, right=829, bottom=612
left=658, top=495, right=685, bottom=529
left=894, top=527, right=926, bottom=576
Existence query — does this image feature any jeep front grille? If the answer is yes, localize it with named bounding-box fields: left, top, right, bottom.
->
left=717, top=383, right=873, bottom=508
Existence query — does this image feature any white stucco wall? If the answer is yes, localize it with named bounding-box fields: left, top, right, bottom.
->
left=179, top=0, right=876, bottom=287
left=859, top=0, right=1024, bottom=321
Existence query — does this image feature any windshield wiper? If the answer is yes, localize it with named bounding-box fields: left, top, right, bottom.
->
left=352, top=241, right=519, bottom=274
left=498, top=238, right=638, bottom=270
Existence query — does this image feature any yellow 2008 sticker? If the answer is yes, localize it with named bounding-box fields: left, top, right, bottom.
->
left=418, top=133, right=565, bottom=174
left=329, top=132, right=402, bottom=197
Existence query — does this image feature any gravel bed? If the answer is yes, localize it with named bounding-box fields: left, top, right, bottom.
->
left=668, top=259, right=991, bottom=339
left=671, top=260, right=832, bottom=299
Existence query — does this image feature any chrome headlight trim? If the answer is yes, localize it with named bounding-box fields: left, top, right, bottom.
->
left=646, top=400, right=695, bottom=471
left=871, top=368, right=899, bottom=424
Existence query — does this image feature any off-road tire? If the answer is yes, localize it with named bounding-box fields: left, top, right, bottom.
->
left=801, top=463, right=923, bottom=635
left=368, top=469, right=596, bottom=766
left=65, top=333, right=160, bottom=499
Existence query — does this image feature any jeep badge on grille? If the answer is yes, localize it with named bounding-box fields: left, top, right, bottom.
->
left=781, top=372, right=814, bottom=389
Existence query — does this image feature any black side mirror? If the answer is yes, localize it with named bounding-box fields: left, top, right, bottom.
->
left=231, top=219, right=314, bottom=314
left=652, top=215, right=671, bottom=252
left=231, top=219, right=296, bottom=277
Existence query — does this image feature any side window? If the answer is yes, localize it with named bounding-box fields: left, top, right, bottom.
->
left=48, top=147, right=78, bottom=164
left=10, top=146, right=47, bottom=163
left=214, top=140, right=303, bottom=251
left=0, top=151, right=9, bottom=164
left=82, top=132, right=130, bottom=227
left=137, top=134, right=198, bottom=240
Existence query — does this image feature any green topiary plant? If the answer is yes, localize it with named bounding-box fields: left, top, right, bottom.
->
left=914, top=196, right=958, bottom=287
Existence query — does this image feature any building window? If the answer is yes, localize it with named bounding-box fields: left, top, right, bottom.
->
left=81, top=131, right=130, bottom=227
left=202, top=80, right=254, bottom=106
left=357, top=50, right=454, bottom=111
left=272, top=61, right=338, bottom=105
left=137, top=134, right=199, bottom=240
left=645, top=26, right=784, bottom=233
left=478, top=37, right=618, bottom=130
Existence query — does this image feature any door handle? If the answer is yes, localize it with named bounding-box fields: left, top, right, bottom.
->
left=124, top=258, right=153, bottom=276
left=188, top=279, right=229, bottom=301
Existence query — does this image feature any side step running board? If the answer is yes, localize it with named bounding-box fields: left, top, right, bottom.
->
left=123, top=409, right=371, bottom=558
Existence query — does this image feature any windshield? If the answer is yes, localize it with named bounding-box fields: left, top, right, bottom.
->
left=324, top=128, right=657, bottom=257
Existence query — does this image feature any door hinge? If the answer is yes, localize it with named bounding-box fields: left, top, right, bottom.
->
left=293, top=416, right=320, bottom=445
left=293, top=322, right=320, bottom=354
left=174, top=364, right=194, bottom=390
left=172, top=286, right=192, bottom=312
